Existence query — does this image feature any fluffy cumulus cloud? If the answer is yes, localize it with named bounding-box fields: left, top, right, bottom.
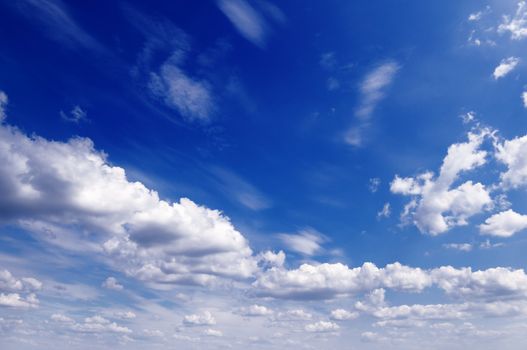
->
left=253, top=262, right=432, bottom=299
left=479, top=210, right=527, bottom=237
left=330, top=309, right=358, bottom=321
left=523, top=91, right=527, bottom=108
left=102, top=277, right=123, bottom=291
left=493, top=57, right=520, bottom=80
left=71, top=315, right=132, bottom=334
left=495, top=134, right=527, bottom=189
left=0, top=108, right=257, bottom=287
left=498, top=1, right=527, bottom=40
left=239, top=304, right=273, bottom=317
left=0, top=269, right=41, bottom=309
left=305, top=321, right=340, bottom=333
left=391, top=130, right=492, bottom=235
left=183, top=311, right=216, bottom=326
left=254, top=261, right=527, bottom=301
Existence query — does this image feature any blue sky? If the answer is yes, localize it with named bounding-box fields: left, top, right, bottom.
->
left=1, top=0, right=527, bottom=349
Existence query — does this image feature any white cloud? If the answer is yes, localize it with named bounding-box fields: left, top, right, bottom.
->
left=217, top=0, right=268, bottom=47
left=330, top=309, right=358, bottom=321
left=11, top=0, right=104, bottom=51
left=254, top=262, right=432, bottom=299
left=204, top=328, right=223, bottom=337
left=71, top=315, right=132, bottom=334
left=345, top=61, right=399, bottom=146
left=523, top=91, right=527, bottom=108
left=377, top=203, right=391, bottom=219
left=102, top=277, right=123, bottom=291
left=258, top=250, right=286, bottom=268
left=468, top=11, right=483, bottom=22
left=0, top=269, right=41, bottom=309
left=0, top=118, right=257, bottom=286
left=498, top=1, right=527, bottom=40
left=305, top=321, right=340, bottom=333
left=0, top=293, right=39, bottom=309
left=493, top=57, right=520, bottom=80
left=254, top=261, right=527, bottom=301
left=391, top=130, right=492, bottom=235
left=183, top=311, right=216, bottom=326
left=60, top=105, right=88, bottom=123
left=275, top=309, right=312, bottom=320
left=480, top=210, right=527, bottom=237
left=0, top=91, right=7, bottom=122
left=496, top=134, right=527, bottom=188
left=149, top=63, right=215, bottom=123
left=355, top=62, right=399, bottom=120
left=443, top=243, right=473, bottom=252
left=113, top=311, right=136, bottom=320
left=279, top=228, right=326, bottom=256
left=369, top=177, right=381, bottom=193
left=51, top=314, right=74, bottom=323
left=239, top=304, right=273, bottom=317
left=143, top=329, right=164, bottom=337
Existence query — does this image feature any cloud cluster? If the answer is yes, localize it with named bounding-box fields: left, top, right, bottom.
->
left=498, top=1, right=527, bottom=40
left=254, top=261, right=527, bottom=301
left=391, top=130, right=492, bottom=235
left=0, top=109, right=256, bottom=286
left=0, top=269, right=41, bottom=309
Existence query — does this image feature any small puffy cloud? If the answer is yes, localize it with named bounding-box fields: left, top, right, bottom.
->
left=51, top=314, right=74, bottom=323
left=496, top=134, right=527, bottom=189
left=480, top=210, right=527, bottom=237
left=391, top=130, right=492, bottom=235
left=114, top=311, right=136, bottom=320
left=498, top=1, right=527, bottom=40
left=72, top=315, right=132, bottom=334
left=0, top=91, right=7, bottom=121
left=239, top=304, right=273, bottom=317
left=183, top=311, right=216, bottom=326
left=523, top=91, right=527, bottom=108
left=443, top=243, right=473, bottom=252
left=204, top=328, right=223, bottom=337
left=143, top=329, right=164, bottom=337
left=468, top=11, right=483, bottom=22
left=60, top=105, right=88, bottom=123
left=330, top=309, right=359, bottom=321
left=0, top=270, right=41, bottom=309
left=102, top=277, right=123, bottom=291
left=493, top=57, right=520, bottom=80
left=279, top=228, right=326, bottom=256
left=377, top=203, right=391, bottom=219
left=0, top=293, right=39, bottom=309
left=305, top=321, right=340, bottom=333
left=275, top=309, right=312, bottom=321
left=369, top=177, right=381, bottom=193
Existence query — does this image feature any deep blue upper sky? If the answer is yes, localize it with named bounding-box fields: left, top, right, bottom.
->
left=1, top=1, right=527, bottom=349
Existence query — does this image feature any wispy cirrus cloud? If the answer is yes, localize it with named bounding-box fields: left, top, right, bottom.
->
left=217, top=0, right=285, bottom=48
left=10, top=0, right=104, bottom=52
left=345, top=61, right=399, bottom=146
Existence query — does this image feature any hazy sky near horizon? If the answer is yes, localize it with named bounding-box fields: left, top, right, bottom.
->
left=1, top=0, right=527, bottom=349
